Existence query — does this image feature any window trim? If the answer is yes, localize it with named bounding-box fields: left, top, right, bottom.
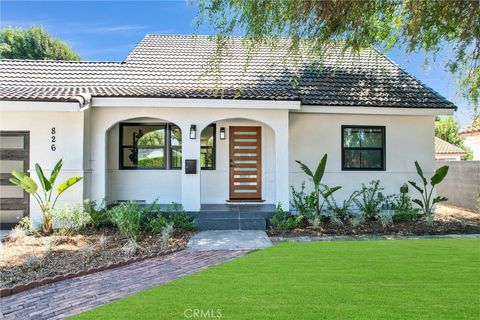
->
left=341, top=125, right=386, bottom=171
left=119, top=122, right=167, bottom=170
left=201, top=124, right=216, bottom=170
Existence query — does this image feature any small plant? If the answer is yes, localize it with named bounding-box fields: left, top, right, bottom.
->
left=425, top=214, right=435, bottom=227
left=78, top=246, right=95, bottom=262
left=409, top=161, right=449, bottom=216
left=148, top=213, right=168, bottom=234
left=377, top=210, right=394, bottom=228
left=52, top=204, right=91, bottom=236
left=354, top=180, right=384, bottom=217
left=295, top=154, right=341, bottom=218
left=43, top=240, right=53, bottom=255
left=84, top=198, right=110, bottom=228
left=18, top=216, right=39, bottom=235
left=326, top=190, right=362, bottom=220
left=161, top=223, right=175, bottom=243
left=10, top=158, right=82, bottom=234
left=6, top=225, right=27, bottom=243
left=24, top=255, right=42, bottom=270
left=290, top=182, right=316, bottom=218
left=459, top=218, right=468, bottom=229
left=392, top=184, right=421, bottom=222
left=123, top=239, right=140, bottom=258
left=167, top=203, right=195, bottom=234
left=349, top=212, right=365, bottom=228
left=99, top=234, right=109, bottom=249
left=270, top=203, right=299, bottom=231
left=109, top=202, right=144, bottom=241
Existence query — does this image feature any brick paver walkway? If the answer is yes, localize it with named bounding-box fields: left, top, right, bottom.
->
left=0, top=249, right=249, bottom=319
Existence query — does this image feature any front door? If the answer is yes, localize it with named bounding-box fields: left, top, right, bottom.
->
left=0, top=131, right=30, bottom=229
left=229, top=126, right=262, bottom=200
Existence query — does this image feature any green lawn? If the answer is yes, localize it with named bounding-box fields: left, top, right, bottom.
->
left=74, top=239, right=480, bottom=320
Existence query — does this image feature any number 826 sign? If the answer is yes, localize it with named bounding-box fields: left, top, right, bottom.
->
left=51, top=127, right=56, bottom=151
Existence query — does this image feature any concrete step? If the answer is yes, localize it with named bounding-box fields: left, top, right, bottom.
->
left=195, top=217, right=266, bottom=231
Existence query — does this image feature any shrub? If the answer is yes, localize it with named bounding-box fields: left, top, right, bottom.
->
left=377, top=210, right=394, bottom=228
left=84, top=199, right=110, bottom=228
left=354, top=180, right=385, bottom=217
left=392, top=184, right=421, bottom=222
left=290, top=182, right=316, bottom=218
left=326, top=190, right=362, bottom=220
left=161, top=223, right=175, bottom=243
left=109, top=202, right=144, bottom=241
left=123, top=239, right=140, bottom=258
left=52, top=204, right=91, bottom=236
left=166, top=203, right=195, bottom=233
left=148, top=213, right=168, bottom=234
left=270, top=203, right=299, bottom=231
left=349, top=212, right=365, bottom=227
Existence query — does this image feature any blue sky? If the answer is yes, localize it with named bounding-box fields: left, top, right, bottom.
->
left=1, top=0, right=474, bottom=126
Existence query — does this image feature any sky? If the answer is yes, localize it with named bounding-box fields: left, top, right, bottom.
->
left=0, top=0, right=474, bottom=126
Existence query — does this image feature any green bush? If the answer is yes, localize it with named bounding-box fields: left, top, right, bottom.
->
left=148, top=213, right=168, bottom=234
left=166, top=203, right=195, bottom=234
left=84, top=199, right=110, bottom=228
left=354, top=180, right=385, bottom=217
left=391, top=184, right=421, bottom=222
left=52, top=204, right=91, bottom=236
left=270, top=203, right=299, bottom=231
left=290, top=182, right=316, bottom=218
left=109, top=202, right=144, bottom=241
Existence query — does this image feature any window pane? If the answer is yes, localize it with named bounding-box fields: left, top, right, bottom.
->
left=171, top=148, right=182, bottom=168
left=344, top=150, right=382, bottom=169
left=201, top=126, right=214, bottom=147
left=201, top=147, right=214, bottom=169
left=122, top=125, right=165, bottom=146
left=170, top=125, right=182, bottom=146
left=123, top=147, right=165, bottom=168
left=343, top=128, right=383, bottom=148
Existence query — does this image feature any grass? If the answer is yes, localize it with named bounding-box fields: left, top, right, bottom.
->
left=73, top=239, right=480, bottom=319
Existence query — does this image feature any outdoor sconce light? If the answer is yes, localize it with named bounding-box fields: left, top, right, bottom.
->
left=219, top=127, right=226, bottom=140
left=190, top=125, right=197, bottom=139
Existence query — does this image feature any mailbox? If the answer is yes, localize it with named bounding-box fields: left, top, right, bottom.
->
left=185, top=159, right=197, bottom=174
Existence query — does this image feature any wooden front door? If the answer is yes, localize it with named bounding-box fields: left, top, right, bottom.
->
left=0, top=131, right=30, bottom=229
left=229, top=126, right=262, bottom=200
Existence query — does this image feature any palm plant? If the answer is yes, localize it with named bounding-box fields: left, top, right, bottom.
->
left=9, top=159, right=82, bottom=234
left=296, top=154, right=341, bottom=217
left=408, top=161, right=449, bottom=216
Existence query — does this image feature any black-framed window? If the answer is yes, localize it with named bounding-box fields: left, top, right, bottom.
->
left=200, top=124, right=216, bottom=170
left=120, top=123, right=166, bottom=169
left=169, top=124, right=182, bottom=169
left=342, top=125, right=385, bottom=171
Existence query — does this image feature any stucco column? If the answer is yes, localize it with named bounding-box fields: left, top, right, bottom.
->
left=181, top=125, right=201, bottom=211
left=274, top=113, right=290, bottom=209
left=90, top=127, right=107, bottom=204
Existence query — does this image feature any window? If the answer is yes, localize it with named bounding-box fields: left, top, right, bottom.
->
left=120, top=123, right=166, bottom=169
left=169, top=124, right=182, bottom=169
left=342, top=126, right=385, bottom=171
left=200, top=124, right=216, bottom=170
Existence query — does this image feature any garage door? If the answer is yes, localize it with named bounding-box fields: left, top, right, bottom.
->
left=0, top=131, right=30, bottom=229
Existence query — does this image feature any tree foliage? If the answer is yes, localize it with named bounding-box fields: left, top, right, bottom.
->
left=435, top=116, right=473, bottom=160
left=0, top=26, right=80, bottom=60
left=197, top=0, right=480, bottom=110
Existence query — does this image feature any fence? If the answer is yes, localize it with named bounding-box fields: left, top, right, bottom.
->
left=436, top=161, right=480, bottom=211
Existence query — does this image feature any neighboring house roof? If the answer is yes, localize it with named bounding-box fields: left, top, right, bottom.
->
left=435, top=137, right=467, bottom=155
left=0, top=35, right=456, bottom=109
left=459, top=117, right=480, bottom=134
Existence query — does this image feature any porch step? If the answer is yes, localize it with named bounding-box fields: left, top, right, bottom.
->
left=195, top=217, right=266, bottom=231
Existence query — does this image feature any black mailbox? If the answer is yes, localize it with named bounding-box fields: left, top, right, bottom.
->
left=185, top=159, right=197, bottom=174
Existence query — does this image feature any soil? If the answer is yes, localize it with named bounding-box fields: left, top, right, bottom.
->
left=0, top=228, right=192, bottom=288
left=268, top=204, right=480, bottom=237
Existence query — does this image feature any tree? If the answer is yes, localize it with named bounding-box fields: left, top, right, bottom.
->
left=0, top=26, right=80, bottom=60
left=197, top=0, right=480, bottom=112
left=435, top=116, right=473, bottom=160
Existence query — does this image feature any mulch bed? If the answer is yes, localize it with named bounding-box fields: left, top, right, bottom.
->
left=0, top=228, right=192, bottom=288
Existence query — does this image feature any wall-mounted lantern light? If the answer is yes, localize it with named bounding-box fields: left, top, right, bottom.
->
left=190, top=125, right=197, bottom=139
left=219, top=127, right=226, bottom=140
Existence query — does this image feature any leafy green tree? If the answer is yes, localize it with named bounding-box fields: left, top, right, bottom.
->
left=435, top=116, right=473, bottom=160
left=197, top=0, right=480, bottom=111
left=0, top=26, right=80, bottom=60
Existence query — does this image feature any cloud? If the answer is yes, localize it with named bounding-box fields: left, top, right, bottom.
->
left=80, top=24, right=146, bottom=33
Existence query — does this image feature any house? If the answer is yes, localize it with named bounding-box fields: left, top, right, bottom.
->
left=459, top=117, right=480, bottom=160
left=434, top=137, right=466, bottom=161
left=0, top=35, right=456, bottom=228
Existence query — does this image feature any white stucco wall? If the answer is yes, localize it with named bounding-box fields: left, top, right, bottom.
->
left=462, top=134, right=480, bottom=160
left=289, top=113, right=436, bottom=205
left=0, top=111, right=85, bottom=225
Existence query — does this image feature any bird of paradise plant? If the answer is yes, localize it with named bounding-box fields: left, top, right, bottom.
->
left=10, top=158, right=82, bottom=234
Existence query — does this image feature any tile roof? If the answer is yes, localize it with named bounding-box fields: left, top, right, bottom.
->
left=459, top=117, right=480, bottom=134
left=0, top=34, right=456, bottom=109
left=435, top=137, right=467, bottom=155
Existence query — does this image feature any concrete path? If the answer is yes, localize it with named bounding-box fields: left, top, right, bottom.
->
left=0, top=249, right=249, bottom=320
left=187, top=230, right=272, bottom=251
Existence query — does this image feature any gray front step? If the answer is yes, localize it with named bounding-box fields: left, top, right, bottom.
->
left=195, top=218, right=266, bottom=231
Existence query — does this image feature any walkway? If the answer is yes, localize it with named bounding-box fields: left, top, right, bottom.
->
left=188, top=230, right=272, bottom=251
left=0, top=249, right=249, bottom=319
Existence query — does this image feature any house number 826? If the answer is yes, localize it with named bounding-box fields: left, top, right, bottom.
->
left=51, top=127, right=56, bottom=151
